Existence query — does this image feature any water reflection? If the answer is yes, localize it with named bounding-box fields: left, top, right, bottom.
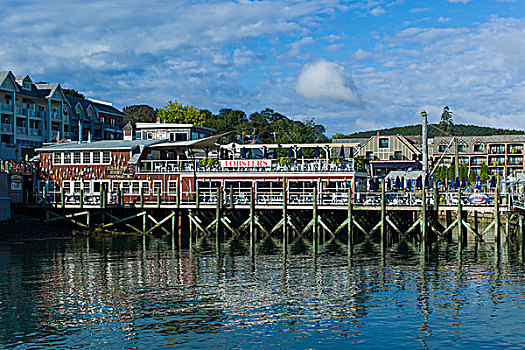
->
left=0, top=237, right=524, bottom=349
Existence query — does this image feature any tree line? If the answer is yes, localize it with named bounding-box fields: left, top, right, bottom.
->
left=122, top=100, right=329, bottom=145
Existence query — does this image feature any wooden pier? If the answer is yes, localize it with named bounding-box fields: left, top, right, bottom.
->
left=30, top=180, right=525, bottom=260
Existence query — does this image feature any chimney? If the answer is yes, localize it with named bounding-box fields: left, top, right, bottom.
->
left=377, top=131, right=380, bottom=136
left=78, top=119, right=83, bottom=144
left=156, top=116, right=161, bottom=124
left=123, top=121, right=134, bottom=141
left=87, top=131, right=92, bottom=143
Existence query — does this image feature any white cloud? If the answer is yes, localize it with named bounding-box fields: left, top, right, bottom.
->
left=288, top=36, right=314, bottom=55
left=370, top=7, right=386, bottom=16
left=438, top=16, right=450, bottom=23
left=296, top=60, right=363, bottom=106
left=354, top=49, right=374, bottom=61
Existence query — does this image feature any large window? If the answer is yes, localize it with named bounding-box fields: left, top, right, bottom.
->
left=63, top=152, right=72, bottom=164
left=83, top=152, right=91, bottom=163
left=438, top=145, right=447, bottom=152
left=474, top=144, right=484, bottom=152
left=92, top=152, right=101, bottom=164
left=53, top=153, right=62, bottom=164
left=458, top=144, right=466, bottom=152
left=378, top=138, right=389, bottom=148
left=103, top=151, right=111, bottom=163
left=73, top=152, right=81, bottom=164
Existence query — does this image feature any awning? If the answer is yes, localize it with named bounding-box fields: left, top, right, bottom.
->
left=148, top=132, right=232, bottom=151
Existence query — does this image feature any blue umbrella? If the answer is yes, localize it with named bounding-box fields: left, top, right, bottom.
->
left=339, top=145, right=345, bottom=159
left=490, top=175, right=496, bottom=188
left=476, top=175, right=481, bottom=190
left=314, top=146, right=320, bottom=159
left=262, top=147, right=268, bottom=159
left=424, top=176, right=429, bottom=188
left=416, top=175, right=422, bottom=189
left=298, top=148, right=302, bottom=158
left=407, top=179, right=413, bottom=191
left=401, top=176, right=405, bottom=190
left=369, top=178, right=375, bottom=192
left=461, top=176, right=466, bottom=189
left=455, top=177, right=460, bottom=190
left=395, top=176, right=401, bottom=190
left=240, top=147, right=247, bottom=159
left=247, top=149, right=253, bottom=159
left=288, top=147, right=293, bottom=158
left=450, top=179, right=454, bottom=190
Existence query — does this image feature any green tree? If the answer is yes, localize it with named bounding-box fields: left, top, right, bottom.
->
left=63, top=88, right=85, bottom=99
left=439, top=106, right=454, bottom=136
left=158, top=100, right=206, bottom=126
left=447, top=165, right=456, bottom=181
left=468, top=169, right=477, bottom=184
left=480, top=163, right=489, bottom=183
left=123, top=104, right=157, bottom=124
left=459, top=164, right=468, bottom=182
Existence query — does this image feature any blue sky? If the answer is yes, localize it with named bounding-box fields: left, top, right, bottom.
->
left=2, top=0, right=524, bottom=135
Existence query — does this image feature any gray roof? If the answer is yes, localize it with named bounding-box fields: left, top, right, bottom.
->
left=66, top=95, right=125, bottom=117
left=332, top=138, right=369, bottom=145
left=36, top=139, right=164, bottom=152
left=92, top=101, right=126, bottom=117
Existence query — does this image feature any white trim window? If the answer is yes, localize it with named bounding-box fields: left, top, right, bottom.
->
left=142, top=181, right=150, bottom=195
left=63, top=181, right=71, bottom=194
left=73, top=181, right=81, bottom=194
left=53, top=152, right=62, bottom=165
left=83, top=152, right=91, bottom=164
left=92, top=152, right=101, bottom=164
left=132, top=181, right=140, bottom=195
left=73, top=152, right=81, bottom=164
left=102, top=151, right=111, bottom=164
left=63, top=152, right=72, bottom=164
left=168, top=181, right=177, bottom=195
left=82, top=181, right=90, bottom=193
left=153, top=181, right=162, bottom=194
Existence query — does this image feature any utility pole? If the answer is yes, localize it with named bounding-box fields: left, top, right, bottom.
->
left=421, top=110, right=428, bottom=186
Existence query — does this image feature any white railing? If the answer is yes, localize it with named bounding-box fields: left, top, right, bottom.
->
left=0, top=103, right=13, bottom=112
left=1, top=124, right=12, bottom=132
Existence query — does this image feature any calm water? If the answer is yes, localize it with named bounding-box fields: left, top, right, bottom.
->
left=0, top=236, right=524, bottom=349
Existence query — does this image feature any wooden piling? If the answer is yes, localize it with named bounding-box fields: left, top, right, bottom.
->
left=80, top=189, right=84, bottom=209
left=60, top=188, right=65, bottom=208
left=520, top=215, right=524, bottom=260
left=433, top=182, right=439, bottom=212
left=196, top=183, right=200, bottom=208
left=157, top=191, right=161, bottom=208
left=313, top=185, right=318, bottom=254
left=250, top=186, right=255, bottom=247
left=494, top=185, right=500, bottom=254
left=140, top=187, right=144, bottom=208
left=420, top=185, right=427, bottom=254
left=457, top=186, right=464, bottom=251
left=380, top=180, right=387, bottom=253
left=143, top=211, right=147, bottom=234
left=282, top=178, right=288, bottom=252
left=215, top=186, right=222, bottom=239
left=229, top=186, right=234, bottom=209
left=347, top=188, right=353, bottom=255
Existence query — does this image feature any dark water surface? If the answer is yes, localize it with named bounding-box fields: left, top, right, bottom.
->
left=0, top=236, right=524, bottom=349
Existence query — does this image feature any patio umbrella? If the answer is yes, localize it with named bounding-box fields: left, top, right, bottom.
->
left=455, top=177, right=460, bottom=189
left=240, top=147, right=247, bottom=159
left=395, top=176, right=401, bottom=190
left=272, top=150, right=278, bottom=160
left=461, top=176, right=466, bottom=189
left=490, top=175, right=496, bottom=188
left=416, top=175, right=422, bottom=189
left=424, top=176, right=429, bottom=188
left=297, top=148, right=303, bottom=158
left=369, top=178, right=375, bottom=192
left=247, top=149, right=253, bottom=159
left=262, top=147, right=268, bottom=159
left=407, top=179, right=413, bottom=191
left=339, top=145, right=345, bottom=159
left=401, top=176, right=405, bottom=190
left=288, top=147, right=293, bottom=158
left=476, top=175, right=481, bottom=190
left=450, top=179, right=454, bottom=190
left=314, top=146, right=320, bottom=159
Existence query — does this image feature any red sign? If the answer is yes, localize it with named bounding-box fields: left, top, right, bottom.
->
left=221, top=160, right=271, bottom=168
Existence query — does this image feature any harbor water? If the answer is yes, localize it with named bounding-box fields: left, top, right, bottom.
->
left=0, top=236, right=524, bottom=349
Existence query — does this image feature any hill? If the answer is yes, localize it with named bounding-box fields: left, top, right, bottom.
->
left=333, top=124, right=525, bottom=139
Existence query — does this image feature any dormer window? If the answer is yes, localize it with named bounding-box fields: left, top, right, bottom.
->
left=22, top=81, right=31, bottom=90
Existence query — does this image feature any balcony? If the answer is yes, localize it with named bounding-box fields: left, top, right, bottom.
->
left=16, top=126, right=27, bottom=135
left=29, top=128, right=41, bottom=136
left=51, top=112, right=60, bottom=120
left=1, top=124, right=13, bottom=133
left=51, top=130, right=59, bottom=139
left=0, top=103, right=13, bottom=113
left=489, top=145, right=505, bottom=154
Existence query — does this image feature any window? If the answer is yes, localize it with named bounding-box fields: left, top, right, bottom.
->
left=458, top=144, right=466, bottom=152
left=175, top=133, right=187, bottom=141
left=153, top=181, right=162, bottom=194
left=168, top=181, right=177, bottom=195
left=63, top=182, right=71, bottom=194
left=366, top=151, right=373, bottom=160
left=147, top=132, right=154, bottom=140
left=73, top=181, right=81, bottom=194
left=83, top=182, right=90, bottom=193
left=112, top=182, right=119, bottom=193
left=142, top=182, right=150, bottom=194
left=378, top=138, right=389, bottom=148
left=83, top=152, right=91, bottom=164
left=474, top=144, right=484, bottom=152
left=92, top=152, right=101, bottom=164
left=53, top=153, right=62, bottom=164
left=73, top=152, right=81, bottom=164
left=438, top=145, right=447, bottom=152
left=103, top=151, right=111, bottom=164
left=132, top=182, right=140, bottom=195
left=63, top=152, right=72, bottom=164
left=121, top=181, right=130, bottom=194
left=394, top=151, right=402, bottom=160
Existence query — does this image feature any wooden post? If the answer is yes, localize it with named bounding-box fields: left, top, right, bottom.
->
left=457, top=186, right=464, bottom=251
left=196, top=182, right=200, bottom=208
left=494, top=184, right=500, bottom=255
left=80, top=189, right=84, bottom=209
left=143, top=211, right=147, bottom=234
left=520, top=214, right=524, bottom=261
left=117, top=188, right=122, bottom=207
left=175, top=184, right=180, bottom=209
left=189, top=209, right=193, bottom=235
left=229, top=185, right=234, bottom=209
left=215, top=186, right=221, bottom=239
left=86, top=211, right=90, bottom=229
left=140, top=187, right=144, bottom=208
left=157, top=191, right=161, bottom=208
left=433, top=182, right=439, bottom=212
left=380, top=180, right=387, bottom=253
left=101, top=184, right=106, bottom=209
left=250, top=186, right=255, bottom=247
left=282, top=177, right=288, bottom=252
left=421, top=184, right=427, bottom=254
left=347, top=187, right=353, bottom=257
left=60, top=188, right=65, bottom=208
left=313, top=184, right=318, bottom=254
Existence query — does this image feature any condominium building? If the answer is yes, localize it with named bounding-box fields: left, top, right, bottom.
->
left=432, top=135, right=525, bottom=176
left=0, top=71, right=125, bottom=160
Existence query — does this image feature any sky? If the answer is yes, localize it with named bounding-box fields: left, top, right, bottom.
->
left=1, top=0, right=524, bottom=136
